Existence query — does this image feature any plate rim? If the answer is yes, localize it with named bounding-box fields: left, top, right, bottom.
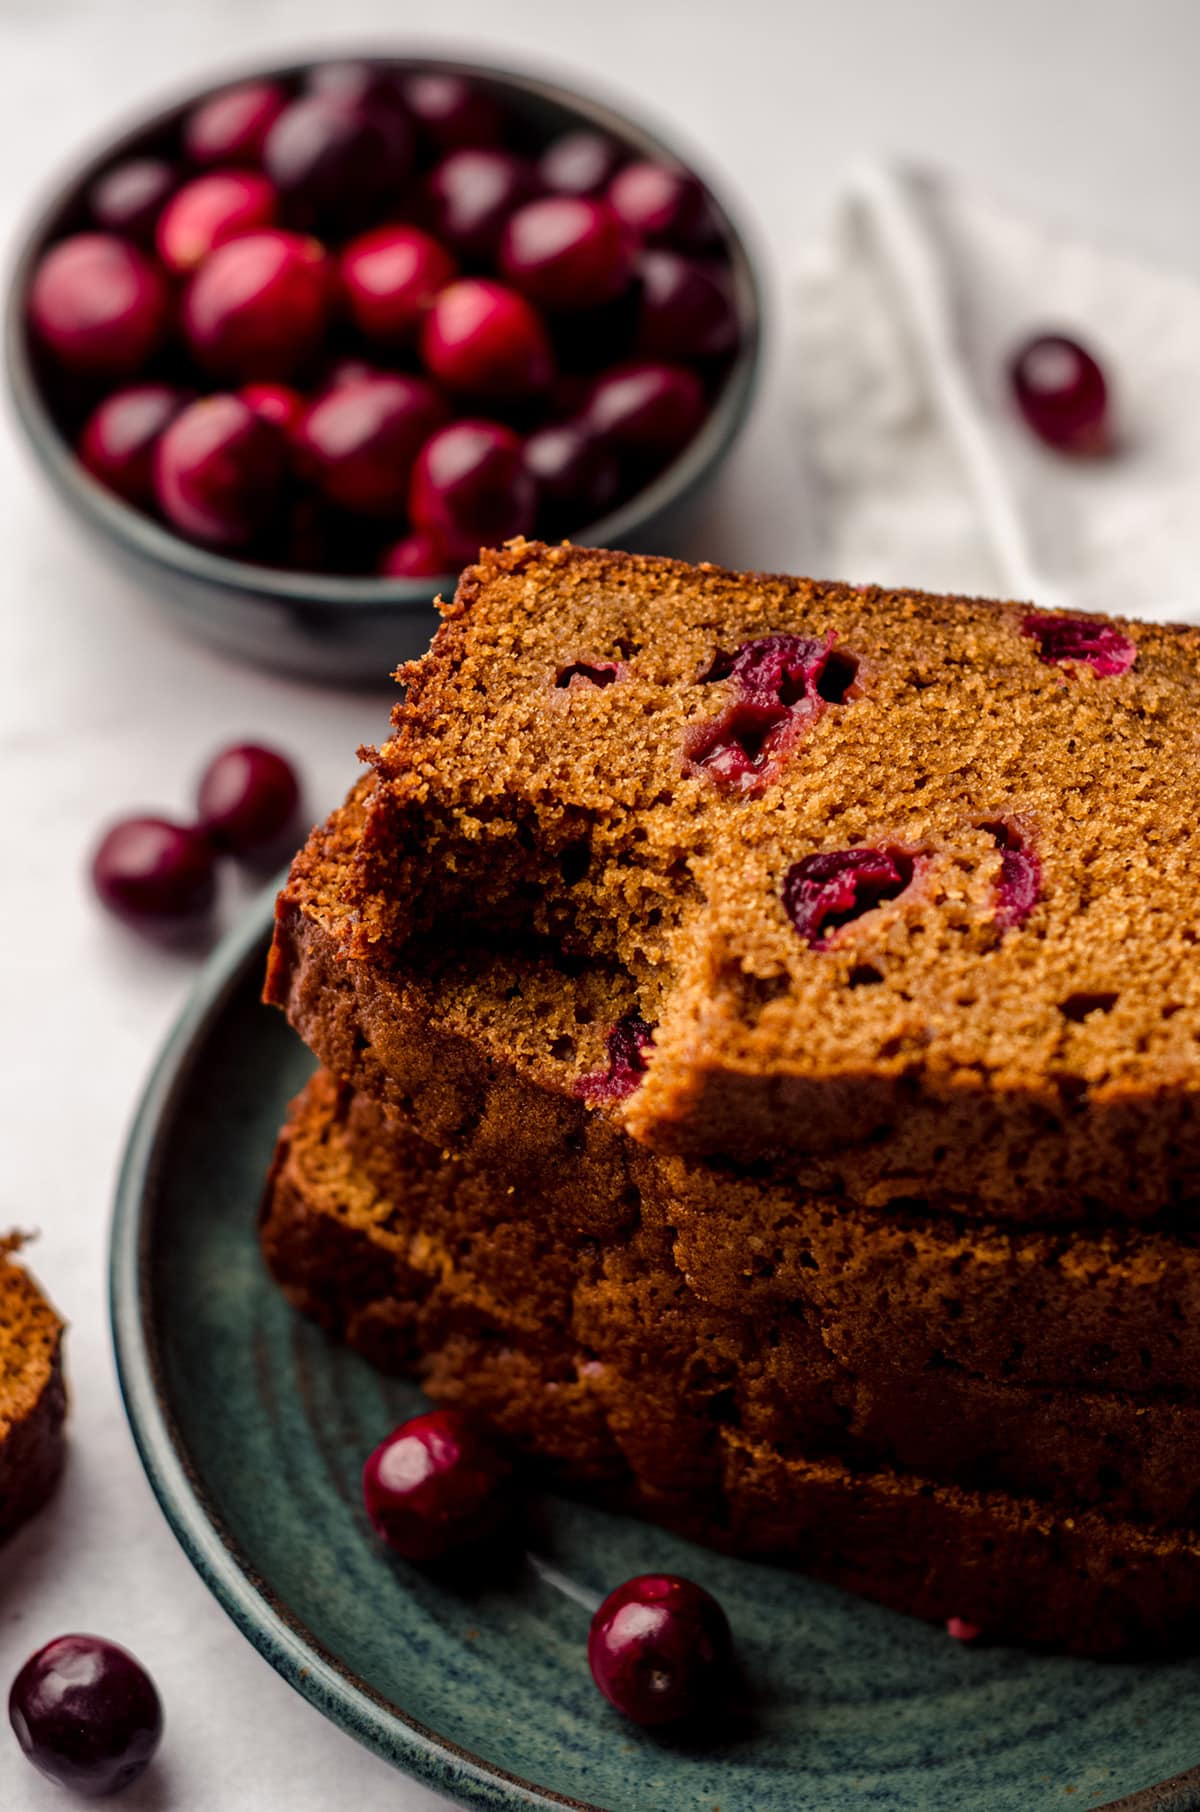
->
left=108, top=888, right=1200, bottom=1812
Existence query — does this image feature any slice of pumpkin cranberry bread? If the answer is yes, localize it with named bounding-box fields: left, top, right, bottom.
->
left=351, top=540, right=1200, bottom=1220
left=0, top=1237, right=67, bottom=1542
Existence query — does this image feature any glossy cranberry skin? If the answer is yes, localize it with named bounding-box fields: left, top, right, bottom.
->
left=156, top=170, right=277, bottom=274
left=421, top=279, right=553, bottom=400
left=183, top=230, right=330, bottom=382
left=298, top=375, right=448, bottom=516
left=28, top=235, right=168, bottom=379
left=588, top=1574, right=733, bottom=1727
left=379, top=529, right=451, bottom=578
left=88, top=158, right=176, bottom=246
left=91, top=818, right=217, bottom=927
left=524, top=421, right=620, bottom=528
left=635, top=250, right=738, bottom=360
left=78, top=383, right=192, bottom=508
left=403, top=74, right=506, bottom=153
left=538, top=130, right=623, bottom=198
left=585, top=360, right=704, bottom=459
left=362, top=1410, right=512, bottom=1560
left=410, top=419, right=536, bottom=564
left=1010, top=334, right=1110, bottom=453
left=9, top=1634, right=162, bottom=1797
left=240, top=381, right=306, bottom=435
left=608, top=161, right=713, bottom=247
left=196, top=743, right=302, bottom=855
left=499, top=197, right=634, bottom=313
left=340, top=225, right=457, bottom=346
left=264, top=96, right=413, bottom=235
left=425, top=148, right=536, bottom=262
left=185, top=79, right=288, bottom=165
left=154, top=395, right=288, bottom=547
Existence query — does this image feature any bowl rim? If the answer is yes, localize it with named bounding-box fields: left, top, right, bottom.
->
left=5, top=44, right=764, bottom=614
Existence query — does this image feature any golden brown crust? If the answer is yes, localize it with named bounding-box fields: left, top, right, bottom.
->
left=0, top=1240, right=67, bottom=1543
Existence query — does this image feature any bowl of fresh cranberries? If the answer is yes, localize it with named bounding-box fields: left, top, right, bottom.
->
left=6, top=54, right=761, bottom=681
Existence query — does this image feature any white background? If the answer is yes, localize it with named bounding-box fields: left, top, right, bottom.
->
left=1, top=2, right=1198, bottom=1806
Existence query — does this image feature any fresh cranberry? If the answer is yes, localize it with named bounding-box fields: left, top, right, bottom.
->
left=524, top=421, right=620, bottom=528
left=1021, top=612, right=1136, bottom=676
left=403, top=74, right=506, bottom=153
left=28, top=235, right=168, bottom=379
left=78, top=383, right=192, bottom=508
left=410, top=419, right=536, bottom=563
left=340, top=225, right=458, bottom=346
left=264, top=96, right=413, bottom=235
left=196, top=743, right=302, bottom=856
left=184, top=79, right=288, bottom=165
left=1010, top=334, right=1109, bottom=453
left=9, top=1634, right=162, bottom=1797
left=156, top=170, right=277, bottom=274
left=783, top=848, right=915, bottom=949
left=635, top=250, right=738, bottom=360
left=421, top=279, right=553, bottom=400
left=240, top=381, right=306, bottom=435
left=608, top=161, right=713, bottom=247
left=986, top=823, right=1042, bottom=932
left=88, top=158, right=176, bottom=246
left=362, top=1409, right=512, bottom=1560
left=298, top=375, right=448, bottom=516
left=154, top=395, right=288, bottom=547
left=587, top=1574, right=733, bottom=1727
left=539, top=130, right=624, bottom=198
left=946, top=1617, right=982, bottom=1642
left=425, top=148, right=536, bottom=262
left=500, top=197, right=634, bottom=313
left=91, top=818, right=217, bottom=928
left=577, top=1015, right=653, bottom=1102
left=182, top=230, right=330, bottom=381
left=379, top=529, right=451, bottom=578
left=585, top=360, right=704, bottom=460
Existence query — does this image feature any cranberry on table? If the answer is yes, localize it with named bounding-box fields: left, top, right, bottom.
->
left=154, top=395, right=289, bottom=548
left=587, top=1574, right=733, bottom=1727
left=91, top=818, right=217, bottom=928
left=523, top=421, right=620, bottom=527
left=340, top=225, right=458, bottom=346
left=500, top=197, right=634, bottom=313
left=88, top=158, right=176, bottom=246
left=78, top=384, right=192, bottom=508
left=608, top=161, right=713, bottom=247
left=421, top=279, right=554, bottom=400
left=156, top=170, right=277, bottom=274
left=538, top=130, right=623, bottom=198
left=586, top=360, right=705, bottom=460
left=378, top=528, right=451, bottom=578
left=9, top=1633, right=162, bottom=1798
left=28, top=235, right=168, bottom=379
left=184, top=79, right=288, bottom=166
left=635, top=250, right=738, bottom=361
left=298, top=375, right=448, bottom=516
left=182, top=229, right=330, bottom=382
left=410, top=418, right=536, bottom=563
left=403, top=74, right=506, bottom=153
left=1010, top=333, right=1110, bottom=453
left=362, top=1409, right=512, bottom=1560
left=264, top=95, right=413, bottom=235
left=425, top=147, right=536, bottom=262
left=197, top=743, right=302, bottom=856
left=240, top=380, right=306, bottom=435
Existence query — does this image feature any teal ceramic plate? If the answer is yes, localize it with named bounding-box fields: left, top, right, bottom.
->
left=111, top=892, right=1200, bottom=1812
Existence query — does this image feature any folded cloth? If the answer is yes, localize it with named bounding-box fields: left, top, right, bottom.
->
left=792, top=160, right=1200, bottom=622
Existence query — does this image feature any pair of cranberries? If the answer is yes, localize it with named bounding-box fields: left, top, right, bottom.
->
left=91, top=743, right=301, bottom=932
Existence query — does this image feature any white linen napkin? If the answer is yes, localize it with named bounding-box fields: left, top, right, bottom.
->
left=791, top=160, right=1200, bottom=622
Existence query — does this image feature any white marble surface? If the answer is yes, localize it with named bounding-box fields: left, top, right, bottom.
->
left=1, top=1, right=1198, bottom=1805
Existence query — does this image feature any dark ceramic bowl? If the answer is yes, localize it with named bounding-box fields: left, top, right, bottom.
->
left=6, top=52, right=762, bottom=684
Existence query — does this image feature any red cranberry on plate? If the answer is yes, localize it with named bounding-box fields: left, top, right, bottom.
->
left=403, top=74, right=506, bottom=153
left=156, top=170, right=277, bottom=274
left=410, top=418, right=536, bottom=563
left=1010, top=333, right=1110, bottom=454
left=587, top=1574, right=733, bottom=1726
left=264, top=95, right=413, bottom=235
left=28, top=235, right=169, bottom=379
left=240, top=380, right=306, bottom=435
left=499, top=197, right=634, bottom=313
left=425, top=147, right=536, bottom=262
left=196, top=742, right=302, bottom=856
left=608, top=161, right=714, bottom=247
left=421, top=279, right=553, bottom=399
left=378, top=528, right=451, bottom=577
left=363, top=1410, right=513, bottom=1561
left=298, top=374, right=448, bottom=516
left=523, top=420, right=620, bottom=527
left=538, top=130, right=624, bottom=198
left=88, top=158, right=176, bottom=247
left=9, top=1633, right=163, bottom=1797
left=635, top=249, right=738, bottom=361
left=585, top=360, right=705, bottom=460
left=154, top=394, right=288, bottom=547
left=182, top=229, right=330, bottom=382
left=184, top=79, right=289, bottom=166
left=340, top=225, right=458, bottom=346
left=91, top=817, right=217, bottom=928
left=78, top=383, right=192, bottom=508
